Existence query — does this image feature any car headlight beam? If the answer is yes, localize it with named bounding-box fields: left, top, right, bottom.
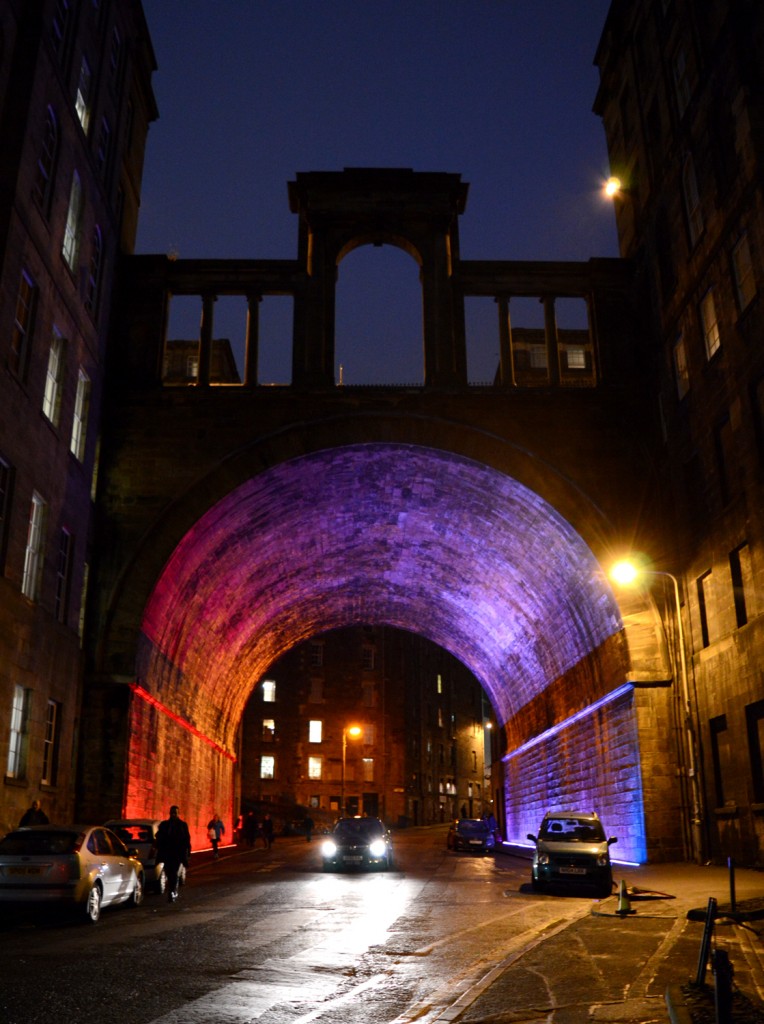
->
left=321, top=840, right=337, bottom=857
left=369, top=839, right=387, bottom=858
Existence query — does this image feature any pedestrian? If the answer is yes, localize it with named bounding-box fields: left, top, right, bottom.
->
left=262, top=813, right=274, bottom=849
left=19, top=799, right=49, bottom=826
left=207, top=812, right=225, bottom=858
left=243, top=811, right=257, bottom=847
left=156, top=805, right=191, bottom=903
left=304, top=814, right=314, bottom=842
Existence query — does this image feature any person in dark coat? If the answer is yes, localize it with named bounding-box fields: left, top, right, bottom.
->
left=19, top=799, right=49, bottom=826
left=156, top=805, right=191, bottom=903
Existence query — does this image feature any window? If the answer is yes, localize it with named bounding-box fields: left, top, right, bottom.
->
left=70, top=369, right=91, bottom=460
left=260, top=756, right=275, bottom=779
left=85, top=226, right=102, bottom=314
left=436, top=674, right=442, bottom=694
left=309, top=642, right=323, bottom=668
left=262, top=718, right=275, bottom=740
left=732, top=235, right=756, bottom=312
left=78, top=561, right=89, bottom=639
left=22, top=493, right=47, bottom=601
left=309, top=677, right=323, bottom=702
left=54, top=528, right=73, bottom=624
left=308, top=756, right=322, bottom=780
left=714, top=414, right=734, bottom=505
left=62, top=172, right=82, bottom=271
left=41, top=700, right=61, bottom=785
left=10, top=270, right=36, bottom=378
left=0, top=457, right=14, bottom=572
left=308, top=720, right=322, bottom=743
left=43, top=328, right=66, bottom=425
left=75, top=56, right=92, bottom=132
left=673, top=334, right=689, bottom=399
left=696, top=570, right=712, bottom=648
left=362, top=758, right=374, bottom=782
left=746, top=700, right=764, bottom=804
left=361, top=679, right=376, bottom=707
left=32, top=107, right=58, bottom=215
left=95, top=119, right=111, bottom=179
left=565, top=347, right=586, bottom=370
left=709, top=714, right=729, bottom=808
left=51, top=0, right=70, bottom=61
left=362, top=725, right=375, bottom=745
left=682, top=154, right=703, bottom=245
left=6, top=685, right=31, bottom=778
left=729, top=543, right=753, bottom=629
left=362, top=645, right=376, bottom=671
left=261, top=679, right=276, bottom=702
left=700, top=289, right=721, bottom=359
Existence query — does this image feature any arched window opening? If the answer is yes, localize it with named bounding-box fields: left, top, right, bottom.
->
left=335, top=245, right=423, bottom=386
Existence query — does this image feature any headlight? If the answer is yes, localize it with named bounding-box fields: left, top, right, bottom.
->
left=369, top=839, right=387, bottom=858
left=538, top=853, right=550, bottom=865
left=321, top=840, right=337, bottom=857
left=596, top=854, right=609, bottom=867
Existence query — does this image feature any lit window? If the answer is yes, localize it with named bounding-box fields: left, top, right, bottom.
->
left=262, top=718, right=275, bottom=740
left=62, top=172, right=83, bottom=271
left=308, top=756, right=322, bottom=779
left=673, top=334, right=689, bottom=399
left=70, top=369, right=91, bottom=461
left=308, top=720, right=322, bottom=743
left=436, top=674, right=442, bottom=694
left=22, top=493, right=47, bottom=601
left=75, top=56, right=92, bottom=132
left=700, top=289, right=721, bottom=359
left=10, top=271, right=36, bottom=378
left=565, top=347, right=586, bottom=370
left=32, top=107, right=58, bottom=215
left=43, top=328, right=66, bottom=425
left=41, top=700, right=61, bottom=785
left=682, top=154, right=703, bottom=245
left=54, top=528, right=73, bottom=624
left=6, top=685, right=30, bottom=778
left=732, top=235, right=756, bottom=312
left=362, top=758, right=374, bottom=782
left=260, top=756, right=275, bottom=779
left=261, top=679, right=276, bottom=703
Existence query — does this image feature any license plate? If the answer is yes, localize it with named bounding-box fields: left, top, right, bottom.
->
left=8, top=866, right=42, bottom=875
left=343, top=856, right=363, bottom=863
left=469, top=840, right=483, bottom=846
left=559, top=866, right=586, bottom=875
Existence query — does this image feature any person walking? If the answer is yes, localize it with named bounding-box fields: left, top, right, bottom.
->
left=304, top=814, right=314, bottom=842
left=262, top=813, right=274, bottom=849
left=156, top=805, right=191, bottom=903
left=207, top=813, right=225, bottom=858
left=19, top=799, right=49, bottom=826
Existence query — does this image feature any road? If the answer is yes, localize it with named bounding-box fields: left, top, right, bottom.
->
left=0, top=826, right=707, bottom=1024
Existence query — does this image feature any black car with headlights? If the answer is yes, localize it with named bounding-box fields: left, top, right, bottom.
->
left=527, top=811, right=617, bottom=898
left=321, top=816, right=393, bottom=871
left=447, top=818, right=496, bottom=854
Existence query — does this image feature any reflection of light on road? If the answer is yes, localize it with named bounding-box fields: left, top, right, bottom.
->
left=308, top=874, right=409, bottom=955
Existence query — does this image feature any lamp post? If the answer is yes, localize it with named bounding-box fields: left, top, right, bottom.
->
left=341, top=725, right=362, bottom=817
left=610, top=560, right=705, bottom=863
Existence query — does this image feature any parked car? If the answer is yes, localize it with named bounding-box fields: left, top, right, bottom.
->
left=447, top=818, right=496, bottom=854
left=0, top=824, right=144, bottom=922
left=321, top=816, right=393, bottom=871
left=104, top=818, right=166, bottom=893
left=527, top=811, right=617, bottom=898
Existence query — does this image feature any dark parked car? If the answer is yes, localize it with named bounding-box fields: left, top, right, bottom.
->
left=527, top=811, right=617, bottom=897
left=447, top=818, right=496, bottom=854
left=0, top=825, right=144, bottom=922
left=321, top=816, right=393, bottom=871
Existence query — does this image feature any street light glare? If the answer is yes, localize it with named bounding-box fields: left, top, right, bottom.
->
left=604, top=175, right=622, bottom=197
left=347, top=725, right=362, bottom=738
left=610, top=559, right=638, bottom=585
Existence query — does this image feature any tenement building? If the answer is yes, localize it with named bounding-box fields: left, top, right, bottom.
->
left=595, top=0, right=764, bottom=862
left=0, top=0, right=156, bottom=833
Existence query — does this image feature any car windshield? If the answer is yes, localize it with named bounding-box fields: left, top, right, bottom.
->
left=110, top=824, right=154, bottom=844
left=0, top=830, right=79, bottom=855
left=539, top=818, right=605, bottom=842
left=457, top=820, right=490, bottom=835
left=333, top=818, right=384, bottom=840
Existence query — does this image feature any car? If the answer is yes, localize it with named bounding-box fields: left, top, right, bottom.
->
left=527, top=811, right=617, bottom=898
left=447, top=818, right=496, bottom=854
left=0, top=824, right=145, bottom=923
left=104, top=818, right=166, bottom=893
left=320, top=816, right=393, bottom=871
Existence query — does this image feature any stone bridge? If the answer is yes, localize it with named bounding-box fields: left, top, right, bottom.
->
left=81, top=170, right=683, bottom=862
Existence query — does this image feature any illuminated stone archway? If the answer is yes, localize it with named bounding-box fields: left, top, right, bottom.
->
left=123, top=442, right=666, bottom=862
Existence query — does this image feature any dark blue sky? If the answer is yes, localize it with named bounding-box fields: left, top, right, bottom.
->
left=137, top=2, right=618, bottom=385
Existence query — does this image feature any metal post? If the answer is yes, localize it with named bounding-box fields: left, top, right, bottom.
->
left=695, top=896, right=717, bottom=986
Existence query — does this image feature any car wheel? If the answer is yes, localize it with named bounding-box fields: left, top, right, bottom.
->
left=530, top=874, right=544, bottom=893
left=156, top=868, right=167, bottom=895
left=130, top=871, right=145, bottom=906
left=85, top=882, right=102, bottom=923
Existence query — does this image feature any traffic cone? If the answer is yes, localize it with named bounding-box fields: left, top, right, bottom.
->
left=616, top=879, right=633, bottom=916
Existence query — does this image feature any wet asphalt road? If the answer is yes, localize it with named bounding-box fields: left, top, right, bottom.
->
left=0, top=826, right=724, bottom=1024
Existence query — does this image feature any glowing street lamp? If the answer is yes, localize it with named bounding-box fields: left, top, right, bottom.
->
left=604, top=175, right=623, bottom=198
left=341, top=724, right=362, bottom=817
left=609, top=559, right=705, bottom=863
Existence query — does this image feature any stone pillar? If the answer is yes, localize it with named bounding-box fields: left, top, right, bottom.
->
left=245, top=294, right=261, bottom=386
left=543, top=296, right=560, bottom=386
left=497, top=295, right=513, bottom=387
left=198, top=293, right=216, bottom=386
left=421, top=232, right=466, bottom=388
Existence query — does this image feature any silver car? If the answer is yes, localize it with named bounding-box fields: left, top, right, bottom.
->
left=105, top=818, right=166, bottom=893
left=0, top=825, right=144, bottom=923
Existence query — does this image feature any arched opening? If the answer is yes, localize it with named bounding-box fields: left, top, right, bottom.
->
left=334, top=245, right=424, bottom=386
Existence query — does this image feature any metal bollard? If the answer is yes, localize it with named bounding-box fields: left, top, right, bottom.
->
left=695, top=896, right=717, bottom=986
left=712, top=947, right=733, bottom=1024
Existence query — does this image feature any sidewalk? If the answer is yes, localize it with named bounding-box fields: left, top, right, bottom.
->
left=496, top=845, right=764, bottom=1023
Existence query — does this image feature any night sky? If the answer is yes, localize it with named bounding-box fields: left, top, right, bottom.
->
left=136, top=2, right=618, bottom=385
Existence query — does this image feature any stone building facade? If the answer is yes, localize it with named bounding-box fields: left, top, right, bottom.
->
left=0, top=0, right=156, bottom=834
left=595, top=0, right=764, bottom=864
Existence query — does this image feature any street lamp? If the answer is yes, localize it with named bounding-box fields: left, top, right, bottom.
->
left=341, top=724, right=362, bottom=817
left=610, top=559, right=705, bottom=863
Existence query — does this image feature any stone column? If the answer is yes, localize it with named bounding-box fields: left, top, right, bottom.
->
left=198, top=293, right=216, bottom=386
left=244, top=294, right=261, bottom=386
left=496, top=295, right=514, bottom=387
left=543, top=296, right=560, bottom=386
